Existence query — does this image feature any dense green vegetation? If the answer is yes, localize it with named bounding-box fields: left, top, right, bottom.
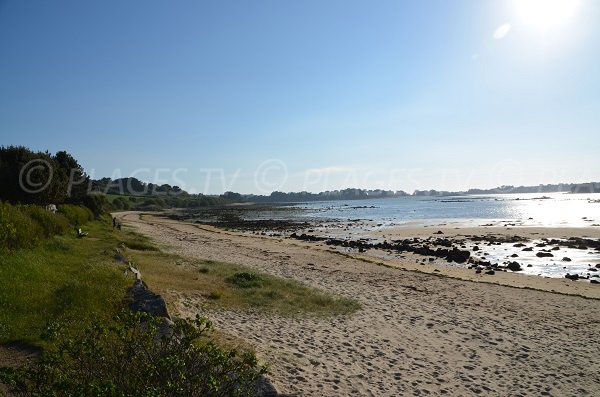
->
left=0, top=218, right=270, bottom=396
left=105, top=192, right=226, bottom=211
left=0, top=147, right=91, bottom=206
left=0, top=312, right=266, bottom=397
left=0, top=217, right=129, bottom=344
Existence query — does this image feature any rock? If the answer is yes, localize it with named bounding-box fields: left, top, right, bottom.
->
left=536, top=252, right=554, bottom=258
left=591, top=279, right=599, bottom=284
left=472, top=246, right=479, bottom=251
left=434, top=230, right=444, bottom=234
left=485, top=270, right=495, bottom=275
left=445, top=248, right=470, bottom=264
left=522, top=247, right=533, bottom=251
left=526, top=264, right=532, bottom=267
left=475, top=269, right=482, bottom=274
left=510, top=253, right=519, bottom=258
left=128, top=279, right=171, bottom=319
left=507, top=261, right=522, bottom=272
left=513, top=243, right=526, bottom=247
left=552, top=246, right=560, bottom=251
left=562, top=257, right=572, bottom=262
left=565, top=274, right=579, bottom=281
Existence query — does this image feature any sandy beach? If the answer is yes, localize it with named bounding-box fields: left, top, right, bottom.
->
left=117, top=212, right=600, bottom=396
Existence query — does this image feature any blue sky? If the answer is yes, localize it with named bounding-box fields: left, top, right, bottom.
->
left=1, top=0, right=599, bottom=194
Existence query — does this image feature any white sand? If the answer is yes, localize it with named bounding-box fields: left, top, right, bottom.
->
left=118, top=212, right=600, bottom=396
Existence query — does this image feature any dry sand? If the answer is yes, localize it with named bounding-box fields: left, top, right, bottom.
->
left=117, top=212, right=600, bottom=396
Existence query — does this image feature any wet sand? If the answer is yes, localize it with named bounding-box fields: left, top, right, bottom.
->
left=117, top=212, right=600, bottom=396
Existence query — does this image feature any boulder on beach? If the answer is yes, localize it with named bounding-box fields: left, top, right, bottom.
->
left=507, top=261, right=522, bottom=272
left=445, top=248, right=470, bottom=263
left=536, top=252, right=554, bottom=258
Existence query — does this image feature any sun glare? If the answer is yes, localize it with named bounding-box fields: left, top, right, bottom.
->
left=514, top=0, right=581, bottom=31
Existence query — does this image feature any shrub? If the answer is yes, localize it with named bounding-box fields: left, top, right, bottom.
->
left=226, top=272, right=263, bottom=288
left=0, top=311, right=267, bottom=397
left=58, top=204, right=94, bottom=226
left=0, top=202, right=70, bottom=251
left=111, top=196, right=131, bottom=210
left=0, top=201, right=37, bottom=250
left=20, top=205, right=70, bottom=238
left=82, top=193, right=109, bottom=217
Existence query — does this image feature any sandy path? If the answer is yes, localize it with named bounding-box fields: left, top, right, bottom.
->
left=118, top=212, right=600, bottom=396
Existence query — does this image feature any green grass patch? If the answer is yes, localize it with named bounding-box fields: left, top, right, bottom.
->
left=226, top=272, right=263, bottom=288
left=126, top=252, right=361, bottom=317
left=0, top=219, right=133, bottom=346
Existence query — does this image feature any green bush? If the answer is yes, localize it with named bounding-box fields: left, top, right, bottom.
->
left=226, top=272, right=263, bottom=289
left=21, top=205, right=70, bottom=238
left=110, top=196, right=131, bottom=211
left=0, top=311, right=267, bottom=397
left=82, top=193, right=110, bottom=218
left=58, top=204, right=94, bottom=226
left=0, top=201, right=37, bottom=250
left=0, top=202, right=73, bottom=251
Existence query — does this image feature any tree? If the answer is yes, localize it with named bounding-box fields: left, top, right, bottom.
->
left=53, top=150, right=91, bottom=203
left=0, top=146, right=69, bottom=205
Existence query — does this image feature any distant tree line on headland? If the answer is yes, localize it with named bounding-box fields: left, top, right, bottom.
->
left=412, top=182, right=600, bottom=197
left=226, top=182, right=600, bottom=203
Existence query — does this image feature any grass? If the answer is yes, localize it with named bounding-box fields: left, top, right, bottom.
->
left=0, top=218, right=131, bottom=346
left=125, top=249, right=361, bottom=317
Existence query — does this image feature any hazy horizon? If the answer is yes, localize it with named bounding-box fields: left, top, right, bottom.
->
left=2, top=0, right=599, bottom=194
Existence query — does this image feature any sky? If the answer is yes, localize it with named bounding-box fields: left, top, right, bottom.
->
left=1, top=0, right=599, bottom=194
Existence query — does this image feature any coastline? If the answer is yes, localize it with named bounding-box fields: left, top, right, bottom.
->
left=117, top=211, right=600, bottom=396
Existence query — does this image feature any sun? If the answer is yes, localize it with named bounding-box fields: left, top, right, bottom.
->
left=514, top=0, right=581, bottom=31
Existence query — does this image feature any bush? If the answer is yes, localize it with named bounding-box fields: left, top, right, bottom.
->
left=0, top=202, right=70, bottom=251
left=110, top=197, right=131, bottom=211
left=82, top=193, right=110, bottom=217
left=20, top=205, right=70, bottom=238
left=0, top=201, right=37, bottom=250
left=226, top=272, right=263, bottom=289
left=0, top=311, right=267, bottom=397
left=58, top=204, right=94, bottom=226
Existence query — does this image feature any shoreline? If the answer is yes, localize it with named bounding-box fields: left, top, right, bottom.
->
left=117, top=212, right=600, bottom=396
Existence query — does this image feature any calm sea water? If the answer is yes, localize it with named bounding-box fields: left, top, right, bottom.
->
left=288, top=193, right=600, bottom=278
left=293, top=193, right=600, bottom=228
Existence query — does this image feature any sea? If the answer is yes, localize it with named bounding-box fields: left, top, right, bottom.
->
left=277, top=192, right=600, bottom=279
left=291, top=192, right=600, bottom=229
